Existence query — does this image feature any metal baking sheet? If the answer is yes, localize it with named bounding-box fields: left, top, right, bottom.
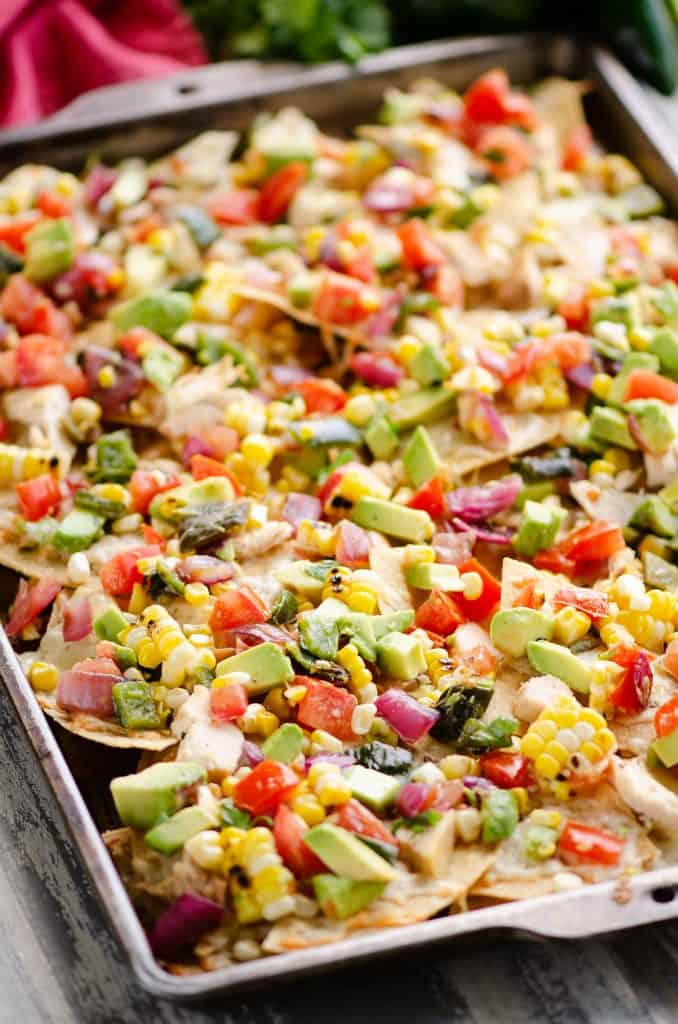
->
left=1, top=33, right=678, bottom=1000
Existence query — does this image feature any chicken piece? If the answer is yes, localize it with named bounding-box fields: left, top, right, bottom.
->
left=513, top=674, right=573, bottom=724
left=395, top=810, right=457, bottom=878
left=612, top=756, right=678, bottom=834
left=3, top=385, right=74, bottom=453
left=232, top=521, right=293, bottom=561
left=171, top=686, right=243, bottom=776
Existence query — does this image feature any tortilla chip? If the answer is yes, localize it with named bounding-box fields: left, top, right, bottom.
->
left=38, top=698, right=177, bottom=750
left=0, top=544, right=70, bottom=584
left=368, top=532, right=413, bottom=614
left=499, top=556, right=566, bottom=610
left=612, top=664, right=678, bottom=756
left=570, top=480, right=644, bottom=527
left=231, top=284, right=361, bottom=343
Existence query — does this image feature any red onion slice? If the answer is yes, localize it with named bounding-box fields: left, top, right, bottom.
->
left=447, top=475, right=521, bottom=524
left=176, top=556, right=236, bottom=585
left=350, top=351, right=404, bottom=388
left=451, top=518, right=514, bottom=545
left=149, top=893, right=224, bottom=959
left=433, top=531, right=475, bottom=565
left=396, top=782, right=434, bottom=818
left=62, top=597, right=93, bottom=642
left=282, top=492, right=322, bottom=531
left=375, top=690, right=439, bottom=744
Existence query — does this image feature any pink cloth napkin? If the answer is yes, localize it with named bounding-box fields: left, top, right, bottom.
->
left=0, top=0, right=208, bottom=127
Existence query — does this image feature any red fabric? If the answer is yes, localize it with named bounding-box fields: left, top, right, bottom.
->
left=0, top=0, right=208, bottom=127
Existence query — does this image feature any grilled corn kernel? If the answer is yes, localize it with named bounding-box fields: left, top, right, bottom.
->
left=291, top=792, right=326, bottom=825
left=456, top=807, right=482, bottom=843
left=351, top=703, right=376, bottom=735
left=522, top=696, right=615, bottom=795
left=185, top=582, right=210, bottom=606
left=461, top=571, right=483, bottom=601
left=439, top=754, right=479, bottom=779
left=185, top=830, right=224, bottom=871
left=28, top=661, right=59, bottom=692
left=599, top=621, right=634, bottom=648
left=604, top=448, right=631, bottom=472
left=241, top=433, right=275, bottom=469
left=396, top=336, right=422, bottom=364
left=403, top=544, right=435, bottom=567
left=344, top=394, right=377, bottom=427
left=238, top=704, right=279, bottom=737
left=552, top=607, right=591, bottom=646
left=296, top=519, right=336, bottom=557
left=589, top=459, right=615, bottom=479
left=647, top=589, right=676, bottom=621
left=284, top=684, right=308, bottom=706
left=67, top=551, right=91, bottom=586
left=531, top=809, right=562, bottom=829
left=591, top=374, right=612, bottom=400
left=264, top=687, right=290, bottom=721
left=309, top=729, right=343, bottom=754
left=337, top=643, right=373, bottom=696
left=137, top=637, right=162, bottom=669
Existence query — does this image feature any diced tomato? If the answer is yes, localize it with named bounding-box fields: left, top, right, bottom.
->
left=16, top=334, right=86, bottom=397
left=666, top=265, right=678, bottom=285
left=609, top=646, right=653, bottom=715
left=655, top=694, right=678, bottom=737
left=407, top=475, right=445, bottom=519
left=558, top=821, right=624, bottom=866
left=117, top=327, right=158, bottom=361
left=131, top=214, right=163, bottom=243
left=562, top=124, right=593, bottom=171
left=36, top=190, right=71, bottom=218
left=500, top=91, right=539, bottom=131
left=343, top=245, right=376, bottom=284
left=257, top=162, right=307, bottom=224
left=274, top=804, right=326, bottom=878
left=0, top=212, right=43, bottom=254
left=233, top=760, right=298, bottom=817
left=335, top=798, right=396, bottom=846
left=129, top=468, right=181, bottom=516
left=0, top=350, right=18, bottom=389
left=463, top=70, right=510, bottom=124
left=552, top=586, right=610, bottom=625
left=423, top=264, right=463, bottom=307
left=511, top=578, right=542, bottom=609
left=481, top=752, right=532, bottom=789
left=141, top=524, right=166, bottom=548
left=0, top=416, right=9, bottom=441
left=99, top=544, right=161, bottom=597
left=546, top=332, right=592, bottom=371
left=560, top=521, right=625, bottom=563
left=432, top=779, right=465, bottom=811
left=477, top=125, right=533, bottom=181
left=557, top=285, right=590, bottom=332
left=191, top=425, right=239, bottom=461
left=533, top=548, right=576, bottom=575
left=397, top=219, right=445, bottom=271
left=209, top=587, right=268, bottom=633
left=189, top=453, right=243, bottom=496
left=624, top=369, right=678, bottom=404
left=210, top=682, right=249, bottom=722
left=311, top=271, right=373, bottom=325
left=6, top=575, right=61, bottom=637
left=16, top=473, right=62, bottom=522
left=296, top=678, right=357, bottom=741
left=414, top=589, right=466, bottom=635
left=298, top=377, right=348, bottom=414
left=207, top=189, right=259, bottom=225
left=455, top=558, right=501, bottom=622
left=1, top=275, right=71, bottom=340
left=317, top=463, right=359, bottom=507
left=663, top=640, right=678, bottom=684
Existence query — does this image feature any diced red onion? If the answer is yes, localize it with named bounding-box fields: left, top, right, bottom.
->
left=270, top=364, right=312, bottom=387
left=451, top=518, right=514, bottom=545
left=148, top=893, right=224, bottom=960
left=396, top=782, right=434, bottom=818
left=182, top=435, right=213, bottom=467
left=282, top=492, right=322, bottom=531
left=243, top=261, right=281, bottom=289
left=6, top=576, right=62, bottom=637
left=305, top=752, right=355, bottom=769
left=477, top=347, right=511, bottom=379
left=433, top=531, right=475, bottom=565
left=219, top=623, right=290, bottom=648
left=52, top=252, right=116, bottom=304
left=176, top=556, right=236, bottom=585
left=363, top=289, right=403, bottom=340
left=336, top=520, right=371, bottom=568
left=62, top=597, right=92, bottom=642
left=447, top=475, right=521, bottom=524
left=318, top=230, right=342, bottom=272
left=83, top=165, right=116, bottom=208
left=241, top=740, right=264, bottom=767
left=479, top=396, right=510, bottom=447
left=56, top=667, right=122, bottom=718
left=83, top=347, right=144, bottom=415
left=375, top=690, right=439, bottom=744
left=462, top=776, right=495, bottom=792
left=350, top=351, right=404, bottom=388
left=564, top=362, right=595, bottom=391
left=363, top=175, right=415, bottom=213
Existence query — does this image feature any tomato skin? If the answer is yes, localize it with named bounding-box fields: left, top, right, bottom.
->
left=233, top=760, right=298, bottom=817
left=129, top=468, right=181, bottom=516
left=210, top=682, right=249, bottom=723
left=298, top=377, right=347, bottom=414
left=663, top=640, right=678, bottom=684
left=397, top=219, right=445, bottom=270
left=36, top=190, right=71, bottom=218
left=335, top=799, right=396, bottom=846
left=560, top=521, right=625, bottom=563
left=142, top=524, right=165, bottom=548
left=16, top=473, right=62, bottom=522
left=100, top=545, right=161, bottom=597
left=455, top=558, right=501, bottom=622
left=0, top=350, right=18, bottom=388
left=296, top=678, right=357, bottom=741
left=191, top=425, right=239, bottom=461
left=558, top=285, right=590, bottom=332
left=16, top=334, right=86, bottom=397
left=552, top=586, right=610, bottom=625
left=209, top=587, right=268, bottom=633
left=189, top=453, right=238, bottom=489
left=207, top=189, right=259, bottom=225
left=463, top=69, right=510, bottom=123
left=481, top=752, right=532, bottom=789
left=6, top=575, right=61, bottom=637
left=609, top=646, right=653, bottom=714
left=423, top=264, right=463, bottom=307
left=624, top=369, right=678, bottom=404
left=558, top=821, right=624, bottom=866
left=257, top=162, right=307, bottom=224
left=0, top=212, right=43, bottom=254
left=534, top=549, right=576, bottom=575
left=274, top=804, right=326, bottom=878
left=477, top=125, right=533, bottom=181
left=415, top=589, right=466, bottom=635
left=655, top=694, right=678, bottom=737
left=407, top=475, right=446, bottom=520
left=312, top=271, right=372, bottom=325
left=562, top=124, right=593, bottom=171
left=1, top=276, right=71, bottom=340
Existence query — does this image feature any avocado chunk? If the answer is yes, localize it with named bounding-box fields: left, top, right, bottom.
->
left=312, top=874, right=386, bottom=919
left=405, top=562, right=465, bottom=591
left=526, top=640, right=591, bottom=693
left=112, top=289, right=192, bottom=339
left=94, top=605, right=129, bottom=643
left=376, top=631, right=426, bottom=680
left=591, top=294, right=640, bottom=333
left=490, top=608, right=554, bottom=659
left=352, top=497, right=434, bottom=542
left=215, top=642, right=294, bottom=695
left=112, top=679, right=161, bottom=730
left=630, top=495, right=676, bottom=538
left=388, top=387, right=456, bottom=431
left=110, top=762, right=206, bottom=830
left=642, top=550, right=678, bottom=592
left=403, top=425, right=441, bottom=488
left=275, top=561, right=328, bottom=601
left=625, top=399, right=677, bottom=454
left=409, top=343, right=450, bottom=387
left=396, top=809, right=457, bottom=877
left=145, top=804, right=217, bottom=855
left=303, top=823, right=396, bottom=882
left=371, top=610, right=415, bottom=637
left=364, top=415, right=399, bottom=459
left=24, top=218, right=74, bottom=281
left=142, top=345, right=185, bottom=392
left=651, top=729, right=678, bottom=769
left=513, top=501, right=566, bottom=558
left=52, top=509, right=104, bottom=553
left=650, top=327, right=678, bottom=377
left=588, top=406, right=636, bottom=450
left=149, top=476, right=237, bottom=523
left=344, top=765, right=401, bottom=812
left=261, top=723, right=304, bottom=763
left=660, top=476, right=678, bottom=512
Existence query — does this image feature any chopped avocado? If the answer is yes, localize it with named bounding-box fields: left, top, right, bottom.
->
left=642, top=550, right=678, bottom=592
left=109, top=644, right=137, bottom=671
left=352, top=497, right=433, bottom=542
left=371, top=610, right=415, bottom=638
left=250, top=224, right=297, bottom=255
left=142, top=345, right=184, bottom=393
left=513, top=501, right=566, bottom=558
left=409, top=343, right=450, bottom=387
left=651, top=729, right=678, bottom=769
left=607, top=352, right=660, bottom=407
left=591, top=293, right=640, bottom=332
left=482, top=789, right=519, bottom=844
left=625, top=399, right=677, bottom=454
left=303, top=823, right=396, bottom=882
left=620, top=183, right=663, bottom=219
left=588, top=406, right=636, bottom=450
left=112, top=289, right=192, bottom=339
left=112, top=680, right=162, bottom=730
left=290, top=417, right=361, bottom=447
left=215, top=642, right=294, bottom=695
left=336, top=612, right=377, bottom=662
left=92, top=430, right=138, bottom=484
left=630, top=495, right=676, bottom=538
left=526, top=640, right=591, bottom=693
left=364, top=415, right=399, bottom=459
left=429, top=680, right=494, bottom=742
left=261, top=723, right=304, bottom=763
left=515, top=481, right=556, bottom=509
left=388, top=387, right=456, bottom=430
left=403, top=425, right=441, bottom=488
left=110, top=761, right=206, bottom=830
left=343, top=766, right=401, bottom=813
left=354, top=741, right=413, bottom=775
left=287, top=271, right=315, bottom=308
left=52, top=509, right=104, bottom=553
left=660, top=476, right=678, bottom=512
left=149, top=476, right=237, bottom=523
left=275, top=561, right=327, bottom=601
left=298, top=613, right=339, bottom=660
left=94, top=605, right=129, bottom=643
left=490, top=608, right=554, bottom=658
left=404, top=562, right=465, bottom=591
left=312, top=874, right=386, bottom=919
left=24, top=218, right=74, bottom=281
left=145, top=805, right=217, bottom=855
left=650, top=327, right=678, bottom=377
left=376, top=631, right=426, bottom=680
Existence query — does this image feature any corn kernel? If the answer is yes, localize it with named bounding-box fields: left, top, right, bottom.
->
left=404, top=544, right=435, bottom=567
left=137, top=637, right=162, bottom=669
left=552, top=607, right=591, bottom=646
left=604, top=448, right=631, bottom=472
left=591, top=373, right=612, bottom=400
left=264, top=687, right=290, bottom=721
left=439, top=754, right=479, bottom=779
left=544, top=740, right=570, bottom=765
left=589, top=459, right=615, bottom=479
left=284, top=684, right=308, bottom=706
left=241, top=433, right=275, bottom=469
left=520, top=733, right=545, bottom=759
left=396, top=336, right=422, bottom=364
left=309, top=729, right=343, bottom=753
left=185, top=582, right=210, bottom=606
left=185, top=830, right=224, bottom=871
left=291, top=793, right=326, bottom=825
left=344, top=394, right=377, bottom=427
left=28, top=661, right=59, bottom=692
left=535, top=752, right=561, bottom=780
left=531, top=809, right=562, bottom=829
left=461, top=571, right=483, bottom=601
left=532, top=719, right=558, bottom=741
left=97, top=365, right=117, bottom=388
